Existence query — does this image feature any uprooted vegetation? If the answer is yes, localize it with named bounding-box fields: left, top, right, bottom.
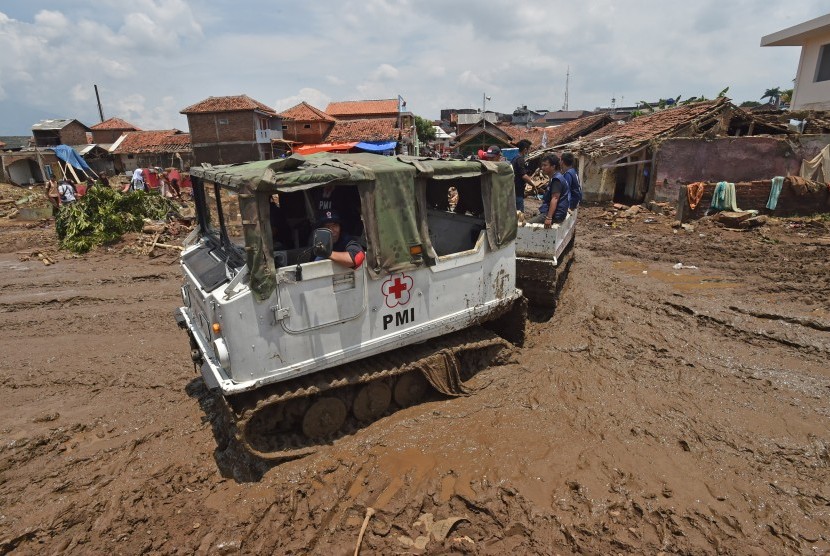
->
left=55, top=187, right=178, bottom=253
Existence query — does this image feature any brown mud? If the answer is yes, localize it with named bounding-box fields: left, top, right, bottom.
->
left=1, top=206, right=829, bottom=554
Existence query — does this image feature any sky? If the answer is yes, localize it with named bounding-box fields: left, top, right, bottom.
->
left=0, top=1, right=826, bottom=135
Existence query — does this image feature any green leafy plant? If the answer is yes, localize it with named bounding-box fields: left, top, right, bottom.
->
left=55, top=187, right=176, bottom=253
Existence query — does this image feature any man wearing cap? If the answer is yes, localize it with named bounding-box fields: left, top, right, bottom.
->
left=478, top=145, right=503, bottom=161
left=317, top=210, right=365, bottom=269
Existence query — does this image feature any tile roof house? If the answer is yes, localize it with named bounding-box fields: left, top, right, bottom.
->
left=325, top=118, right=398, bottom=143
left=326, top=99, right=400, bottom=120
left=454, top=119, right=514, bottom=156
left=278, top=101, right=336, bottom=145
left=180, top=94, right=283, bottom=165
left=90, top=117, right=141, bottom=145
left=110, top=130, right=192, bottom=172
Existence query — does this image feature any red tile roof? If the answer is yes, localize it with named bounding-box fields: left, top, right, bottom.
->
left=325, top=118, right=398, bottom=143
left=539, top=113, right=615, bottom=147
left=575, top=98, right=730, bottom=156
left=112, top=130, right=191, bottom=154
left=278, top=101, right=335, bottom=122
left=326, top=99, right=399, bottom=117
left=90, top=117, right=141, bottom=131
left=496, top=124, right=547, bottom=148
left=180, top=95, right=276, bottom=115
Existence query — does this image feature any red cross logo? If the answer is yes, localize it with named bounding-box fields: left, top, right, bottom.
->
left=381, top=273, right=413, bottom=308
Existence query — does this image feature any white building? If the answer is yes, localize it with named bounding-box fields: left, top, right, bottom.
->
left=762, top=13, right=830, bottom=111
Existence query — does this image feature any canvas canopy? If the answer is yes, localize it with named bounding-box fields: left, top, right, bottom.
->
left=190, top=153, right=517, bottom=301
left=52, top=144, right=92, bottom=171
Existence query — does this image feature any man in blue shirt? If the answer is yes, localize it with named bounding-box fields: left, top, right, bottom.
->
left=530, top=153, right=569, bottom=227
left=561, top=152, right=582, bottom=209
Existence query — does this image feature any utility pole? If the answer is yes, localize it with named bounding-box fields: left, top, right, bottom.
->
left=482, top=92, right=491, bottom=152
left=562, top=66, right=570, bottom=111
left=94, top=84, right=105, bottom=123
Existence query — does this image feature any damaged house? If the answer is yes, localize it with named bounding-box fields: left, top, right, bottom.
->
left=109, top=130, right=192, bottom=173
left=534, top=97, right=830, bottom=208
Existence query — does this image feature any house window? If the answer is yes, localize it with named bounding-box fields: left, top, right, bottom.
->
left=303, top=124, right=311, bottom=129
left=282, top=125, right=288, bottom=130
left=218, top=118, right=229, bottom=125
left=816, top=44, right=830, bottom=82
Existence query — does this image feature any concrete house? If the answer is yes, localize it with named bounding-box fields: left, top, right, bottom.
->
left=762, top=13, right=830, bottom=111
left=32, top=119, right=91, bottom=148
left=180, top=95, right=283, bottom=165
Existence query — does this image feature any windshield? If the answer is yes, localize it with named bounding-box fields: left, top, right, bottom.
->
left=203, top=182, right=245, bottom=248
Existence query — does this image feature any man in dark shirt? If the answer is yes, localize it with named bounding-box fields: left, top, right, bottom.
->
left=511, top=139, right=533, bottom=211
left=316, top=210, right=365, bottom=269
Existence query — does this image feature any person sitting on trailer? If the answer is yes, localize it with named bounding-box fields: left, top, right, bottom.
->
left=316, top=210, right=365, bottom=269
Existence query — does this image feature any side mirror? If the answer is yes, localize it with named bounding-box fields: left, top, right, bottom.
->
left=311, top=228, right=333, bottom=259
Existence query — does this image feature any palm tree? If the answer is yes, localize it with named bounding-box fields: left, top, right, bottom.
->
left=761, top=87, right=782, bottom=107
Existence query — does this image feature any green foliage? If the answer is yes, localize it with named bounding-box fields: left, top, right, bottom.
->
left=739, top=101, right=762, bottom=108
left=55, top=186, right=176, bottom=253
left=761, top=87, right=782, bottom=104
left=414, top=115, right=436, bottom=142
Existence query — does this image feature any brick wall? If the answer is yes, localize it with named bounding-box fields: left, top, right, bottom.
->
left=92, top=130, right=124, bottom=144
left=188, top=112, right=257, bottom=144
left=282, top=121, right=332, bottom=143
left=60, top=122, right=90, bottom=146
left=192, top=144, right=260, bottom=165
left=677, top=180, right=830, bottom=221
left=653, top=135, right=830, bottom=203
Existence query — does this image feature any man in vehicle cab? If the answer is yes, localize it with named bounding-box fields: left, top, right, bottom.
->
left=316, top=210, right=365, bottom=269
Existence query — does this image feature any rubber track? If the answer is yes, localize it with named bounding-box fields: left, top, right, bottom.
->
left=227, top=326, right=512, bottom=461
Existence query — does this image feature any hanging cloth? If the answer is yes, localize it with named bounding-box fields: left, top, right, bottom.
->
left=800, top=144, right=830, bottom=183
left=766, top=176, right=784, bottom=210
left=687, top=182, right=706, bottom=210
left=710, top=181, right=741, bottom=212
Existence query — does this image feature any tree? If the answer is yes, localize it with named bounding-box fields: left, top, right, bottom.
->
left=414, top=115, right=436, bottom=142
left=780, top=88, right=794, bottom=105
left=739, top=101, right=762, bottom=108
left=761, top=87, right=782, bottom=106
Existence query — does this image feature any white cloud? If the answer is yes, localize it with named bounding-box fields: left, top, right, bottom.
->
left=0, top=1, right=826, bottom=134
left=273, top=88, right=332, bottom=112
left=371, top=64, right=399, bottom=81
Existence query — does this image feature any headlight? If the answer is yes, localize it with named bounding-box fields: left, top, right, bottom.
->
left=213, top=338, right=230, bottom=370
left=181, top=284, right=191, bottom=307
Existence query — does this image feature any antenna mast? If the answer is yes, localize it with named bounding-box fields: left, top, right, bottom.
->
left=562, top=66, right=570, bottom=111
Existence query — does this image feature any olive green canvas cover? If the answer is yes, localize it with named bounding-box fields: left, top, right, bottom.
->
left=190, top=153, right=517, bottom=301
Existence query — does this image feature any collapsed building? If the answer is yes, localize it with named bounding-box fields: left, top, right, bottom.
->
left=532, top=98, right=830, bottom=209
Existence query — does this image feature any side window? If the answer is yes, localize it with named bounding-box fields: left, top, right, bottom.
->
left=269, top=185, right=363, bottom=267
left=816, top=43, right=830, bottom=82
left=425, top=177, right=486, bottom=257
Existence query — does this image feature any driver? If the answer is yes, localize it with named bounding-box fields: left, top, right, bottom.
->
left=317, top=210, right=365, bottom=269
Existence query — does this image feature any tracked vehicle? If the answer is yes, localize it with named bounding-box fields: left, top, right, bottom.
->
left=175, top=153, right=529, bottom=459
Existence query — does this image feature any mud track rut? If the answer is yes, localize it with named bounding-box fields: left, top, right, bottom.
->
left=1, top=209, right=829, bottom=554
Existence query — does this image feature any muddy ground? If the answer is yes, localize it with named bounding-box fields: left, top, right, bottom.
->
left=1, top=202, right=829, bottom=555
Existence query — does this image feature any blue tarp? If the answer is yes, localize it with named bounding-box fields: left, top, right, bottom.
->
left=51, top=144, right=92, bottom=172
left=355, top=141, right=397, bottom=153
